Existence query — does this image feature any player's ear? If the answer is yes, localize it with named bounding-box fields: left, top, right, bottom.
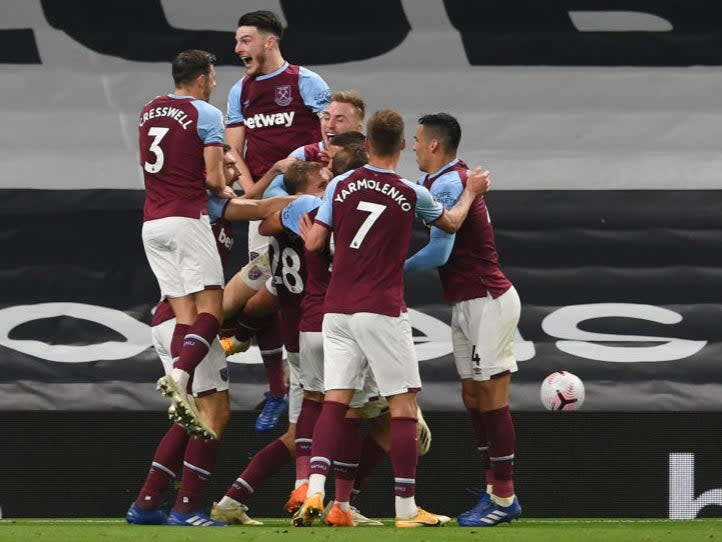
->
left=400, top=137, right=406, bottom=151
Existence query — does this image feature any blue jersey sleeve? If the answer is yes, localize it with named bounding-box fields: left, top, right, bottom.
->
left=192, top=100, right=224, bottom=145
left=404, top=226, right=455, bottom=274
left=263, top=173, right=289, bottom=198
left=288, top=146, right=308, bottom=160
left=262, top=147, right=307, bottom=198
left=298, top=67, right=331, bottom=113
left=404, top=171, right=465, bottom=274
left=281, top=195, right=322, bottom=236
left=225, top=80, right=244, bottom=125
left=207, top=193, right=229, bottom=222
left=404, top=180, right=444, bottom=223
left=430, top=171, right=464, bottom=209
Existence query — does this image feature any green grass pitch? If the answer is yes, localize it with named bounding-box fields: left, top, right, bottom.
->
left=1, top=518, right=720, bottom=542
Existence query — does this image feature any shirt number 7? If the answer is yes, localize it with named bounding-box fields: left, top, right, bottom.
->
left=350, top=201, right=386, bottom=249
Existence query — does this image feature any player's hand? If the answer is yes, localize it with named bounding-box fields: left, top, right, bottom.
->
left=466, top=167, right=491, bottom=196
left=220, top=185, right=236, bottom=199
left=274, top=156, right=299, bottom=174
left=317, top=150, right=330, bottom=164
left=298, top=212, right=313, bottom=242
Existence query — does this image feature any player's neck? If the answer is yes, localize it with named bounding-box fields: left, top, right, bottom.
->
left=174, top=85, right=204, bottom=100
left=368, top=153, right=399, bottom=171
left=261, top=53, right=285, bottom=75
left=427, top=154, right=457, bottom=176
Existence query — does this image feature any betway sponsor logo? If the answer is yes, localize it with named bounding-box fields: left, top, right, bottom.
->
left=217, top=227, right=233, bottom=250
left=244, top=111, right=295, bottom=129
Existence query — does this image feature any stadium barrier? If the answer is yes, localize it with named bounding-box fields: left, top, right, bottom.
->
left=2, top=411, right=721, bottom=519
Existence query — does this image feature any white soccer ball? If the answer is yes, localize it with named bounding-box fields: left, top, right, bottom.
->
left=540, top=371, right=585, bottom=411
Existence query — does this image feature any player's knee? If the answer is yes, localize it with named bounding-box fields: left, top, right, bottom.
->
left=210, top=405, right=231, bottom=438
left=303, top=390, right=323, bottom=402
left=279, top=430, right=296, bottom=455
left=461, top=388, right=479, bottom=410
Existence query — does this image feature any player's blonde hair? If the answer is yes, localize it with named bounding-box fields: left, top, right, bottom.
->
left=330, top=90, right=366, bottom=121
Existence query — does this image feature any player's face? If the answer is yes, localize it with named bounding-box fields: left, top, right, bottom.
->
left=306, top=168, right=331, bottom=195
left=320, top=102, right=363, bottom=148
left=200, top=65, right=217, bottom=102
left=223, top=152, right=241, bottom=186
left=235, top=26, right=272, bottom=77
left=413, top=125, right=432, bottom=172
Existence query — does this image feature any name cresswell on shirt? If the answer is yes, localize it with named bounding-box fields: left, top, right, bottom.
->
left=244, top=111, right=295, bottom=129
left=138, top=106, right=193, bottom=129
left=334, top=178, right=413, bottom=211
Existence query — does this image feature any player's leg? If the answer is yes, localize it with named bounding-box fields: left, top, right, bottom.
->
left=294, top=388, right=355, bottom=526
left=167, top=339, right=232, bottom=527
left=325, top=370, right=388, bottom=528
left=126, top=422, right=188, bottom=524
left=218, top=271, right=258, bottom=353
left=223, top=272, right=288, bottom=431
left=167, top=215, right=224, bottom=382
left=287, top=389, right=322, bottom=513
left=126, top=317, right=196, bottom=524
left=450, top=298, right=495, bottom=519
left=288, top=330, right=325, bottom=513
left=156, top=215, right=225, bottom=435
left=211, top=425, right=293, bottom=526
left=212, top=354, right=300, bottom=525
left=142, top=217, right=218, bottom=437
left=245, top=284, right=280, bottom=317
left=253, top=278, right=288, bottom=430
left=458, top=288, right=522, bottom=527
left=159, top=288, right=223, bottom=439
left=223, top=286, right=280, bottom=350
left=221, top=258, right=266, bottom=320
left=254, top=313, right=288, bottom=432
left=324, top=405, right=364, bottom=527
left=127, top=321, right=189, bottom=526
left=175, top=288, right=224, bottom=378
left=292, top=313, right=362, bottom=527
left=354, top=312, right=449, bottom=528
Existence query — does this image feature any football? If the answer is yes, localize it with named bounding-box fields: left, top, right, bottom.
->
left=540, top=371, right=585, bottom=411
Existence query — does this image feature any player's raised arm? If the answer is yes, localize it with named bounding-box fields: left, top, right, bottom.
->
left=259, top=208, right=284, bottom=236
left=204, top=145, right=230, bottom=197
left=224, top=195, right=295, bottom=222
left=432, top=167, right=490, bottom=233
left=243, top=156, right=299, bottom=199
left=225, top=125, right=254, bottom=193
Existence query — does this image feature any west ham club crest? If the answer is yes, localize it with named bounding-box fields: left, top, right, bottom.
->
left=274, top=85, right=292, bottom=106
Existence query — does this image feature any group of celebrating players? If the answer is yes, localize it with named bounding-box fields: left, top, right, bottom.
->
left=127, top=9, right=522, bottom=529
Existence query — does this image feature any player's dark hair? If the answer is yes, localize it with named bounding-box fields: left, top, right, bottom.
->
left=237, top=10, right=284, bottom=39
left=331, top=143, right=368, bottom=176
left=367, top=109, right=404, bottom=157
left=172, top=49, right=216, bottom=87
left=330, top=131, right=366, bottom=148
left=418, top=113, right=462, bottom=152
left=284, top=161, right=324, bottom=195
